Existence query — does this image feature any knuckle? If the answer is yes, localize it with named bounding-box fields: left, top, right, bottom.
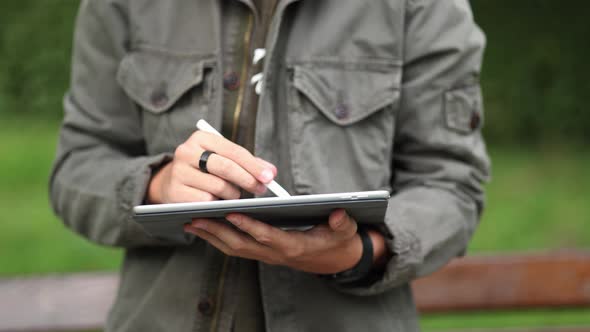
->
left=198, top=192, right=215, bottom=202
left=169, top=163, right=183, bottom=179
left=210, top=179, right=227, bottom=196
left=229, top=240, right=245, bottom=252
left=346, top=221, right=359, bottom=238
left=254, top=233, right=272, bottom=245
left=216, top=159, right=232, bottom=177
left=174, top=144, right=189, bottom=159
left=228, top=188, right=241, bottom=200
left=243, top=176, right=259, bottom=192
left=284, top=244, right=304, bottom=260
left=217, top=168, right=232, bottom=181
left=191, top=130, right=205, bottom=142
left=219, top=247, right=233, bottom=256
left=230, top=146, right=251, bottom=163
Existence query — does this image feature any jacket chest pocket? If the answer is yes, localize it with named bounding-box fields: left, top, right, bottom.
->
left=117, top=50, right=217, bottom=154
left=286, top=62, right=400, bottom=194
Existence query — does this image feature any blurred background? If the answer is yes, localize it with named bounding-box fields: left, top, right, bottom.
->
left=0, top=0, right=589, bottom=331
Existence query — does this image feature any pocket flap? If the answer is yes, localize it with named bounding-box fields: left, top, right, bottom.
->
left=292, top=63, right=400, bottom=125
left=116, top=51, right=209, bottom=113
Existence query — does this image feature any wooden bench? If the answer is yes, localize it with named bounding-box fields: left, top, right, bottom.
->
left=1, top=251, right=589, bottom=332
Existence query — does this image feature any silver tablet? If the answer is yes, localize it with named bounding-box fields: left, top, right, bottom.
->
left=133, top=190, right=390, bottom=242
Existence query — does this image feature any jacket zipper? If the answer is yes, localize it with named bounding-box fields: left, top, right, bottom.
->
left=231, top=14, right=254, bottom=143
left=208, top=13, right=255, bottom=332
left=208, top=257, right=229, bottom=332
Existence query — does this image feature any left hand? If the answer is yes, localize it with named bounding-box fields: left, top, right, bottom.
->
left=184, top=209, right=373, bottom=274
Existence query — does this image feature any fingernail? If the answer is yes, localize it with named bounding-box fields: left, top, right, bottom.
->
left=260, top=169, right=274, bottom=183
left=226, top=215, right=241, bottom=226
left=331, top=211, right=345, bottom=229
left=257, top=158, right=277, bottom=173
left=256, top=183, right=267, bottom=194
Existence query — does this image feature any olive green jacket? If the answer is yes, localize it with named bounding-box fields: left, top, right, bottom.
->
left=50, top=0, right=490, bottom=331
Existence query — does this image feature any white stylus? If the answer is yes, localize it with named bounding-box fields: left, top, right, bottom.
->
left=196, top=119, right=291, bottom=197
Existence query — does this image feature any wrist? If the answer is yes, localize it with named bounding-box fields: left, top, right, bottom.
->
left=340, top=231, right=364, bottom=272
left=318, top=227, right=374, bottom=284
left=367, top=229, right=389, bottom=268
left=146, top=162, right=170, bottom=204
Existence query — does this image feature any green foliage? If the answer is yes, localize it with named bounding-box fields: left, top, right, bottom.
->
left=472, top=0, right=590, bottom=144
left=1, top=1, right=590, bottom=144
left=0, top=1, right=78, bottom=121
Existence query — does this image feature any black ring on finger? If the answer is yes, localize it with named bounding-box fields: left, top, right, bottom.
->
left=199, top=150, right=215, bottom=174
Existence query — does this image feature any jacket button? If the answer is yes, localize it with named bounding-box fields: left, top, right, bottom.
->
left=150, top=90, right=169, bottom=108
left=223, top=71, right=240, bottom=91
left=335, top=104, right=349, bottom=120
left=198, top=297, right=214, bottom=316
left=470, top=112, right=481, bottom=130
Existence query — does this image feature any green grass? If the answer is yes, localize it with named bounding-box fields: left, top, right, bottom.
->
left=0, top=118, right=121, bottom=275
left=1, top=118, right=589, bottom=329
left=472, top=145, right=590, bottom=252
left=423, top=145, right=590, bottom=329
left=422, top=309, right=590, bottom=331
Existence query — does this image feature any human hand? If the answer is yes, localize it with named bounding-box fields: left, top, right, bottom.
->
left=184, top=209, right=378, bottom=274
left=147, top=130, right=277, bottom=204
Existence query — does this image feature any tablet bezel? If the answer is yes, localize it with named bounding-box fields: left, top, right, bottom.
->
left=133, top=190, right=391, bottom=242
left=134, top=190, right=389, bottom=215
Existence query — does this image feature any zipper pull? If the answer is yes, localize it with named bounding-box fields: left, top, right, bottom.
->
left=251, top=48, right=267, bottom=95
left=253, top=48, right=266, bottom=65
left=250, top=73, right=264, bottom=95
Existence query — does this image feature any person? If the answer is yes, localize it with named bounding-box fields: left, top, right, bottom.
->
left=50, top=0, right=490, bottom=331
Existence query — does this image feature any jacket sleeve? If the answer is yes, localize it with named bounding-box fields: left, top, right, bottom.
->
left=50, top=0, right=182, bottom=247
left=340, top=0, right=491, bottom=295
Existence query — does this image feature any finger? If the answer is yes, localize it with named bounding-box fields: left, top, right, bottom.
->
left=328, top=209, right=358, bottom=240
left=225, top=213, right=302, bottom=257
left=255, top=157, right=278, bottom=177
left=186, top=224, right=282, bottom=264
left=205, top=153, right=267, bottom=195
left=190, top=131, right=276, bottom=183
left=167, top=184, right=217, bottom=203
left=176, top=143, right=266, bottom=195
left=175, top=163, right=241, bottom=200
left=184, top=225, right=234, bottom=256
left=191, top=219, right=262, bottom=255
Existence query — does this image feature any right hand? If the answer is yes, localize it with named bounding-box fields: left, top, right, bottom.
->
left=147, top=130, right=277, bottom=204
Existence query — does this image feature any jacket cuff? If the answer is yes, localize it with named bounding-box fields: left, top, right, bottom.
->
left=329, top=225, right=421, bottom=296
left=116, top=153, right=177, bottom=246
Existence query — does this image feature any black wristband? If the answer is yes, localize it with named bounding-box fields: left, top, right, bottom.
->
left=319, top=227, right=374, bottom=285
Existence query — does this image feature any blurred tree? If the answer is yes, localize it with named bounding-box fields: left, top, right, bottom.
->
left=0, top=0, right=589, bottom=146
left=472, top=0, right=590, bottom=145
left=0, top=1, right=78, bottom=121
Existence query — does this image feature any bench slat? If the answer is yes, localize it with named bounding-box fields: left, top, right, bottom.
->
left=440, top=329, right=590, bottom=332
left=0, top=252, right=589, bottom=331
left=412, top=252, right=590, bottom=312
left=0, top=273, right=118, bottom=332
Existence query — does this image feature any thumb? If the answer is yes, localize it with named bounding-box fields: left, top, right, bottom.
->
left=328, top=209, right=357, bottom=237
